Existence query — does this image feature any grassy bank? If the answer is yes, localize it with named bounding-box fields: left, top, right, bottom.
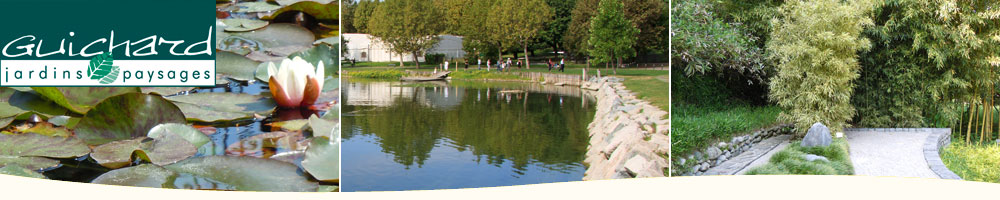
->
left=672, top=73, right=782, bottom=157
left=942, top=140, right=1000, bottom=183
left=745, top=138, right=853, bottom=175
left=343, top=62, right=668, bottom=77
left=624, top=76, right=670, bottom=113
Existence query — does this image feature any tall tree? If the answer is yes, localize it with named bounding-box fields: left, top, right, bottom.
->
left=563, top=0, right=599, bottom=59
left=341, top=0, right=357, bottom=33
left=353, top=0, right=379, bottom=33
left=435, top=0, right=471, bottom=35
left=538, top=0, right=577, bottom=53
left=457, top=0, right=499, bottom=61
left=486, top=0, right=552, bottom=69
left=368, top=0, right=445, bottom=68
left=622, top=0, right=666, bottom=57
left=588, top=0, right=638, bottom=75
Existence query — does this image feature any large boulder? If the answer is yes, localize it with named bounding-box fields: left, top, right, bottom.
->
left=801, top=122, right=832, bottom=147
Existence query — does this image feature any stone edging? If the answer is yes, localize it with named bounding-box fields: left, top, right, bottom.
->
left=579, top=77, right=671, bottom=180
left=675, top=124, right=794, bottom=176
left=844, top=128, right=962, bottom=180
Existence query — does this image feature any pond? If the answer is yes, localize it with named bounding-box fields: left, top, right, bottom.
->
left=341, top=79, right=596, bottom=192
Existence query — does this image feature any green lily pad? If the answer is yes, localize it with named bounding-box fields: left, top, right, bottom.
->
left=148, top=123, right=210, bottom=148
left=307, top=115, right=337, bottom=139
left=314, top=36, right=338, bottom=46
left=166, top=93, right=276, bottom=122
left=224, top=23, right=315, bottom=54
left=74, top=93, right=187, bottom=145
left=217, top=51, right=261, bottom=81
left=47, top=116, right=70, bottom=126
left=289, top=43, right=337, bottom=77
left=0, top=88, right=69, bottom=128
left=31, top=87, right=139, bottom=114
left=264, top=1, right=339, bottom=21
left=0, top=165, right=46, bottom=179
left=141, top=87, right=194, bottom=96
left=301, top=137, right=338, bottom=182
left=21, top=123, right=71, bottom=138
left=164, top=156, right=318, bottom=192
left=0, top=133, right=90, bottom=170
left=233, top=2, right=281, bottom=13
left=221, top=19, right=269, bottom=32
left=255, top=61, right=276, bottom=82
left=270, top=119, right=309, bottom=131
left=91, top=164, right=177, bottom=188
left=91, top=134, right=197, bottom=169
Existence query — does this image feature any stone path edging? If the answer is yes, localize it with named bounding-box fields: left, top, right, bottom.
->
left=844, top=128, right=961, bottom=180
left=675, top=124, right=793, bottom=176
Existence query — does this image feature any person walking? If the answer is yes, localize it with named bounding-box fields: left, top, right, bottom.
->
left=547, top=59, right=553, bottom=72
left=559, top=58, right=565, bottom=72
left=477, top=58, right=482, bottom=70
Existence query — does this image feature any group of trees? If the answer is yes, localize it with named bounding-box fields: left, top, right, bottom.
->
left=342, top=0, right=668, bottom=70
left=673, top=0, right=1000, bottom=137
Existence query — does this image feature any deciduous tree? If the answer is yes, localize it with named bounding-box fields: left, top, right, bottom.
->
left=368, top=0, right=445, bottom=68
left=587, top=0, right=638, bottom=75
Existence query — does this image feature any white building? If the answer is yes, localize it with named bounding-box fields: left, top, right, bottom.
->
left=342, top=33, right=467, bottom=63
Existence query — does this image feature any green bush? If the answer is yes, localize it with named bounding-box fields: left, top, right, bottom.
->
left=345, top=70, right=408, bottom=79
left=669, top=0, right=766, bottom=79
left=424, top=53, right=446, bottom=65
left=767, top=0, right=873, bottom=135
left=745, top=138, right=853, bottom=175
left=942, top=140, right=1000, bottom=183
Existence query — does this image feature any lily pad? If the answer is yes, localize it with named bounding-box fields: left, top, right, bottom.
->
left=21, top=123, right=71, bottom=138
left=47, top=116, right=71, bottom=126
left=233, top=2, right=281, bottom=13
left=0, top=88, right=69, bottom=128
left=91, top=134, right=197, bottom=169
left=220, top=19, right=269, bottom=32
left=91, top=164, right=177, bottom=188
left=148, top=123, right=211, bottom=148
left=264, top=1, right=339, bottom=21
left=307, top=115, right=337, bottom=139
left=226, top=131, right=306, bottom=157
left=217, top=51, right=261, bottom=81
left=317, top=185, right=338, bottom=192
left=141, top=87, right=194, bottom=96
left=275, top=0, right=334, bottom=6
left=31, top=87, right=139, bottom=114
left=224, top=23, right=315, bottom=54
left=166, top=93, right=276, bottom=122
left=255, top=61, right=277, bottom=82
left=0, top=165, right=46, bottom=179
left=301, top=137, right=339, bottom=182
left=269, top=119, right=309, bottom=131
left=0, top=133, right=90, bottom=170
left=164, top=156, right=318, bottom=192
left=74, top=93, right=187, bottom=145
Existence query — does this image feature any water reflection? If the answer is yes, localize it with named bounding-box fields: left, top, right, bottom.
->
left=343, top=80, right=596, bottom=191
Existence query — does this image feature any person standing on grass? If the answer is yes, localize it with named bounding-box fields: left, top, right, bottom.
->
left=478, top=58, right=482, bottom=70
left=487, top=59, right=491, bottom=71
left=559, top=58, right=565, bottom=72
left=444, top=60, right=450, bottom=71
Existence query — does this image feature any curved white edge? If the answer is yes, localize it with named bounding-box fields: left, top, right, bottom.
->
left=2, top=175, right=999, bottom=199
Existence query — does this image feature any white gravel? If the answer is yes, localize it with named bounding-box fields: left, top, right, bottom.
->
left=846, top=130, right=939, bottom=178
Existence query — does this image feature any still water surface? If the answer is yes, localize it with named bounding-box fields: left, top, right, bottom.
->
left=342, top=80, right=595, bottom=192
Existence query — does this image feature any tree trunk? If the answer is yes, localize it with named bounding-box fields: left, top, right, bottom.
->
left=615, top=57, right=620, bottom=75
left=412, top=52, right=421, bottom=69
left=523, top=40, right=531, bottom=70
left=398, top=53, right=404, bottom=68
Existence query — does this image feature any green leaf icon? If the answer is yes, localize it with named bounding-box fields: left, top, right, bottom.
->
left=88, top=52, right=119, bottom=84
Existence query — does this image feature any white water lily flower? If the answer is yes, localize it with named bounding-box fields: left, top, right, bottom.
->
left=268, top=56, right=325, bottom=108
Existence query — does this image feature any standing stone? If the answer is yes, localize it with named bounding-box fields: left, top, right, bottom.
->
left=801, top=122, right=832, bottom=147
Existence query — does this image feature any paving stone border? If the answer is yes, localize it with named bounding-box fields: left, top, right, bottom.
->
left=578, top=77, right=670, bottom=180
left=674, top=124, right=794, bottom=176
left=844, top=128, right=962, bottom=180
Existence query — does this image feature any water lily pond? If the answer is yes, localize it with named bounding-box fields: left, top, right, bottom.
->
left=0, top=0, right=340, bottom=192
left=342, top=79, right=596, bottom=192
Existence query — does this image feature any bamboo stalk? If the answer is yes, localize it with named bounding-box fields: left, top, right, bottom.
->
left=967, top=102, right=976, bottom=144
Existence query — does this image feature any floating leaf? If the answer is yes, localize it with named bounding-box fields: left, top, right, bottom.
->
left=164, top=156, right=318, bottom=192
left=275, top=0, right=334, bottom=6
left=0, top=165, right=46, bottom=179
left=264, top=1, right=339, bottom=21
left=47, top=116, right=71, bottom=126
left=217, top=51, right=261, bottom=81
left=91, top=134, right=197, bottom=169
left=0, top=88, right=69, bottom=124
left=166, top=93, right=276, bottom=122
left=141, top=87, right=194, bottom=96
left=90, top=139, right=142, bottom=169
left=31, top=87, right=139, bottom=114
left=307, top=115, right=337, bottom=139
left=21, top=123, right=71, bottom=137
left=301, top=137, right=338, bottom=182
left=289, top=43, right=337, bottom=77
left=223, top=23, right=315, bottom=54
left=0, top=133, right=90, bottom=170
left=148, top=123, right=210, bottom=148
left=255, top=61, right=276, bottom=82
left=221, top=18, right=269, bottom=32
left=226, top=132, right=306, bottom=157
left=74, top=93, right=187, bottom=145
left=233, top=2, right=281, bottom=13
left=269, top=119, right=309, bottom=131
left=91, top=164, right=177, bottom=188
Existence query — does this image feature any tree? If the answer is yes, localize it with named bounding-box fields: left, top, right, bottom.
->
left=622, top=0, right=666, bottom=57
left=435, top=0, right=471, bottom=35
left=368, top=0, right=445, bottom=68
left=538, top=0, right=577, bottom=53
left=353, top=0, right=379, bottom=33
left=767, top=0, right=873, bottom=135
left=563, top=0, right=599, bottom=59
left=485, top=0, right=552, bottom=69
left=587, top=0, right=638, bottom=75
left=455, top=0, right=499, bottom=61
left=341, top=0, right=357, bottom=33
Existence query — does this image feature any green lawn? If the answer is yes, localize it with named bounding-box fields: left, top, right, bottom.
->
left=942, top=140, right=1000, bottom=183
left=624, top=76, right=669, bottom=113
left=343, top=62, right=668, bottom=77
left=744, top=138, right=854, bottom=175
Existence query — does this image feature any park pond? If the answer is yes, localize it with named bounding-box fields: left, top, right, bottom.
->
left=341, top=79, right=596, bottom=191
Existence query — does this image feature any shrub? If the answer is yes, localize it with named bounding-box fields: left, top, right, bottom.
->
left=669, top=0, right=766, bottom=79
left=424, top=53, right=446, bottom=65
left=766, top=0, right=873, bottom=135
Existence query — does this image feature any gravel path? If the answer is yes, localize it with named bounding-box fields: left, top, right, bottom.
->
left=846, top=130, right=939, bottom=178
